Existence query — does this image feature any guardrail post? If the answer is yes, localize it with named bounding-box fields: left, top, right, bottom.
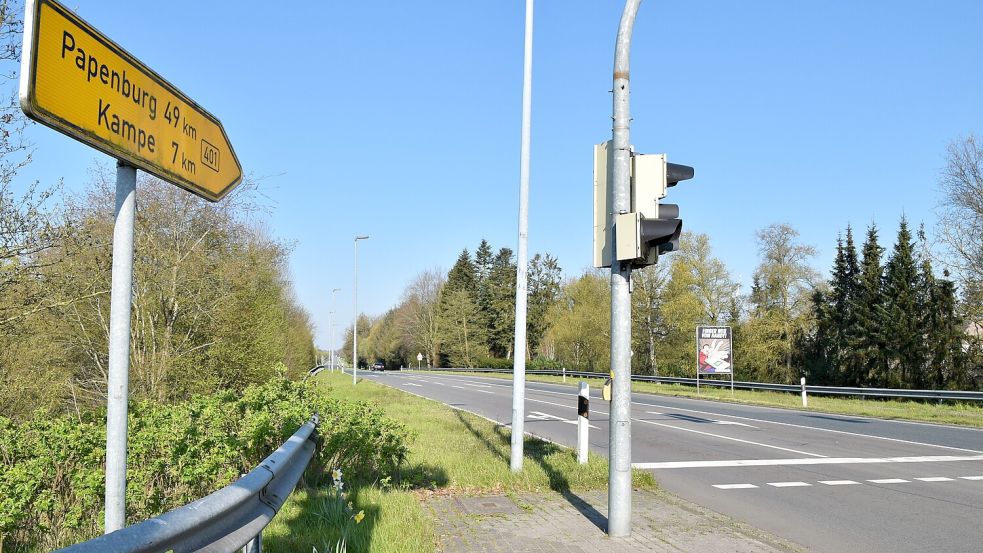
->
left=801, top=377, right=808, bottom=407
left=242, top=533, right=261, bottom=553
left=563, top=366, right=566, bottom=383
left=578, top=381, right=589, bottom=464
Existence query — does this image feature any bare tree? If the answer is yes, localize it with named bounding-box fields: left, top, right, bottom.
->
left=748, top=223, right=819, bottom=381
left=938, top=135, right=983, bottom=315
left=397, top=269, right=445, bottom=367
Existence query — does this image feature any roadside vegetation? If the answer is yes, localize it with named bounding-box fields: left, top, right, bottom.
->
left=263, top=370, right=656, bottom=553
left=436, top=370, right=983, bottom=428
left=0, top=373, right=408, bottom=552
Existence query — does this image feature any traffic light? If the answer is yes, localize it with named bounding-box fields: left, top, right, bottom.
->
left=614, top=156, right=693, bottom=267
left=593, top=141, right=694, bottom=268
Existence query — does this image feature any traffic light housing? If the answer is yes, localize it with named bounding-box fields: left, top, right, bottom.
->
left=594, top=141, right=693, bottom=268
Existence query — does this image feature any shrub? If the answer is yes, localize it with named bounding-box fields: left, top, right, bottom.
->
left=0, top=371, right=408, bottom=552
left=528, top=357, right=562, bottom=371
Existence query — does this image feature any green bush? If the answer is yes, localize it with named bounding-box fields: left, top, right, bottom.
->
left=528, top=357, right=563, bottom=371
left=0, top=370, right=408, bottom=552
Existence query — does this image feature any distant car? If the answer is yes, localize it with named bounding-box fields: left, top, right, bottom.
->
left=371, top=362, right=385, bottom=371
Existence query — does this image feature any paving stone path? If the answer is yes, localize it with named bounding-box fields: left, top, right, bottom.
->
left=427, top=489, right=802, bottom=553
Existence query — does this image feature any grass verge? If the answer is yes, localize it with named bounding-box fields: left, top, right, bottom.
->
left=263, top=370, right=655, bottom=552
left=430, top=370, right=983, bottom=428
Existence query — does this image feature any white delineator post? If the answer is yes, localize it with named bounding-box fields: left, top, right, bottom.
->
left=105, top=161, right=136, bottom=533
left=510, top=0, right=534, bottom=474
left=801, top=377, right=808, bottom=407
left=578, top=381, right=590, bottom=464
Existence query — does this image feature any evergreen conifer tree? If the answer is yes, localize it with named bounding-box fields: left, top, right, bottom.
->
left=486, top=248, right=517, bottom=358
left=851, top=224, right=886, bottom=386
left=840, top=226, right=861, bottom=382
left=917, top=226, right=965, bottom=388
left=473, top=239, right=495, bottom=347
left=883, top=218, right=922, bottom=388
left=445, top=249, right=477, bottom=294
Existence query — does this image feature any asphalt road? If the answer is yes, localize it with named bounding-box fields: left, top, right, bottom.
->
left=351, top=369, right=983, bottom=553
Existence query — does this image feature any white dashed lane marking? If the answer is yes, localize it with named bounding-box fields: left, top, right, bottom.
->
left=713, top=484, right=758, bottom=489
left=768, top=481, right=812, bottom=488
left=960, top=476, right=983, bottom=480
left=820, top=480, right=860, bottom=486
left=915, top=477, right=955, bottom=482
left=869, top=479, right=910, bottom=484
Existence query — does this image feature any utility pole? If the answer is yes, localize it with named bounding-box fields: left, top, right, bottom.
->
left=608, top=0, right=642, bottom=538
left=510, top=0, right=534, bottom=473
left=353, top=236, right=369, bottom=384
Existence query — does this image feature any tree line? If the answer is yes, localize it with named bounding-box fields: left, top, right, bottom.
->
left=1, top=170, right=318, bottom=420
left=342, top=240, right=562, bottom=370
left=347, top=137, right=983, bottom=391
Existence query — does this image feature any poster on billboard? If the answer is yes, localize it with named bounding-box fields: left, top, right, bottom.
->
left=696, top=326, right=732, bottom=374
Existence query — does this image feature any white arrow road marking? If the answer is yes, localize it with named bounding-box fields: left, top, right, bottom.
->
left=714, top=420, right=759, bottom=428
left=633, top=418, right=825, bottom=458
left=528, top=411, right=599, bottom=429
left=642, top=403, right=983, bottom=454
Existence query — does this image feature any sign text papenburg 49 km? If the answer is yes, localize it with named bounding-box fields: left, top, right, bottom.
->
left=19, top=0, right=242, bottom=201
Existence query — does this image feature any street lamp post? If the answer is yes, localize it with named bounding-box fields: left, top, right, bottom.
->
left=353, top=235, right=369, bottom=384
left=329, top=288, right=341, bottom=373
left=510, top=0, right=534, bottom=473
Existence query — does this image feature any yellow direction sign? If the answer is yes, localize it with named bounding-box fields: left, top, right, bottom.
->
left=19, top=0, right=242, bottom=201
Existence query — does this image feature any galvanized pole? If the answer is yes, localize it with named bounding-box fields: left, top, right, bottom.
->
left=329, top=288, right=341, bottom=373
left=105, top=161, right=137, bottom=533
left=353, top=236, right=368, bottom=384
left=510, top=0, right=534, bottom=473
left=608, top=0, right=642, bottom=538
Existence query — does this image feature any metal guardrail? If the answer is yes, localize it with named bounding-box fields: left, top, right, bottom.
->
left=56, top=415, right=320, bottom=553
left=418, top=367, right=983, bottom=402
left=304, top=364, right=326, bottom=381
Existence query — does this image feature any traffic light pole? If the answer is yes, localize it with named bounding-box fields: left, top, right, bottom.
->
left=608, top=0, right=641, bottom=538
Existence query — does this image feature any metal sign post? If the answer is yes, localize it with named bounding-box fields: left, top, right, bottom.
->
left=19, top=0, right=241, bottom=533
left=103, top=161, right=136, bottom=532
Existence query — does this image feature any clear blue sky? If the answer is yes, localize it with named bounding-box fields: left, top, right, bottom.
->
left=14, top=0, right=983, bottom=351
